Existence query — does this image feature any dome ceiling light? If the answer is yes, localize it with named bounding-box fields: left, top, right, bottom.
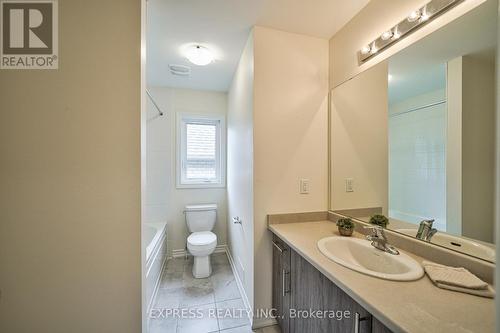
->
left=184, top=45, right=214, bottom=66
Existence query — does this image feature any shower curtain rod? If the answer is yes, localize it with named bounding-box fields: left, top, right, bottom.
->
left=390, top=100, right=446, bottom=117
left=146, top=89, right=164, bottom=116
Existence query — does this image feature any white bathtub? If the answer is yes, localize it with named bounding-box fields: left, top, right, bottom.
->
left=144, top=222, right=167, bottom=310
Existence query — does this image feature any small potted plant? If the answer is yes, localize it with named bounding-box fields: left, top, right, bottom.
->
left=369, top=214, right=389, bottom=228
left=336, top=217, right=355, bottom=236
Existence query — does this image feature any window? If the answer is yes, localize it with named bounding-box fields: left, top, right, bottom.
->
left=177, top=113, right=225, bottom=188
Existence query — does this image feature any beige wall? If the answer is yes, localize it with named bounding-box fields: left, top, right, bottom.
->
left=330, top=62, right=388, bottom=212
left=146, top=87, right=228, bottom=254
left=0, top=1, right=142, bottom=332
left=253, top=26, right=329, bottom=324
left=494, top=1, right=499, bottom=329
left=446, top=54, right=496, bottom=242
left=227, top=32, right=255, bottom=310
left=329, top=0, right=487, bottom=88
left=462, top=55, right=496, bottom=242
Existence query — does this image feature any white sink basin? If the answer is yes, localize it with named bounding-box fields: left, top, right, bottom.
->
left=396, top=229, right=496, bottom=262
left=317, top=237, right=424, bottom=281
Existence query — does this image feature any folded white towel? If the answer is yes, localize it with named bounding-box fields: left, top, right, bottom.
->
left=433, top=282, right=495, bottom=298
left=422, top=261, right=495, bottom=298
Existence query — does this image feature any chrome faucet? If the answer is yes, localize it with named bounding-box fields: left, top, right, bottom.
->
left=364, top=226, right=399, bottom=255
left=416, top=219, right=437, bottom=242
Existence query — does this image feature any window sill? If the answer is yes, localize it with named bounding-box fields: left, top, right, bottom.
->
left=176, top=183, right=226, bottom=189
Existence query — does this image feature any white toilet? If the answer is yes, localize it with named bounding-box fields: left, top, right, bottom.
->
left=185, top=204, right=218, bottom=278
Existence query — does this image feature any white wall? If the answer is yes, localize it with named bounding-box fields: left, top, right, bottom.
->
left=146, top=95, right=170, bottom=224
left=253, top=26, right=329, bottom=324
left=227, top=32, right=255, bottom=310
left=0, top=1, right=142, bottom=332
left=146, top=87, right=228, bottom=254
left=389, top=89, right=447, bottom=230
left=330, top=62, right=388, bottom=212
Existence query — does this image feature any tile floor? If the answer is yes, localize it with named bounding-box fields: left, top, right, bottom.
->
left=148, top=253, right=281, bottom=333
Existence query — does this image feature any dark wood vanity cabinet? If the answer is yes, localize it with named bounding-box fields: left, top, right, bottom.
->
left=272, top=235, right=392, bottom=333
left=272, top=234, right=291, bottom=333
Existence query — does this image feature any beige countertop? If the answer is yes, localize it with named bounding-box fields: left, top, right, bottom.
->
left=268, top=220, right=494, bottom=333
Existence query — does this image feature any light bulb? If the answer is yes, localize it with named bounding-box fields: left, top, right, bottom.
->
left=184, top=45, right=214, bottom=66
left=407, top=10, right=421, bottom=22
left=361, top=45, right=371, bottom=55
left=381, top=31, right=393, bottom=41
left=370, top=42, right=378, bottom=54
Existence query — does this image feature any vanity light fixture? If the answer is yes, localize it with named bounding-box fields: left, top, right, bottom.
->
left=357, top=0, right=464, bottom=64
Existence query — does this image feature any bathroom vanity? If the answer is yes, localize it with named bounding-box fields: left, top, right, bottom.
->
left=272, top=233, right=391, bottom=333
left=269, top=1, right=497, bottom=332
left=269, top=219, right=494, bottom=333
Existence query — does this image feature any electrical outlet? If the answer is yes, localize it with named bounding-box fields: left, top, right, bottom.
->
left=300, top=179, right=310, bottom=194
left=345, top=178, right=354, bottom=192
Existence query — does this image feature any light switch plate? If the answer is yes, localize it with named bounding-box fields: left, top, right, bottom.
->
left=345, top=178, right=354, bottom=192
left=300, top=179, right=310, bottom=194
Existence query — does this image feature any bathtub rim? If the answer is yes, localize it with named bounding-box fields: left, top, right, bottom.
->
left=145, top=222, right=167, bottom=267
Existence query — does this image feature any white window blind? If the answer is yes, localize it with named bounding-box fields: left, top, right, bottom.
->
left=177, top=114, right=225, bottom=188
left=186, top=122, right=217, bottom=180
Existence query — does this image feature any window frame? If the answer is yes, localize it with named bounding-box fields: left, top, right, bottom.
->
left=176, top=112, right=226, bottom=189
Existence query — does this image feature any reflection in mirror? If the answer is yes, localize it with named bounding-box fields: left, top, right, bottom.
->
left=330, top=0, right=497, bottom=262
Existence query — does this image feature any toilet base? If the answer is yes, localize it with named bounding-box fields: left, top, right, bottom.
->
left=192, top=255, right=212, bottom=278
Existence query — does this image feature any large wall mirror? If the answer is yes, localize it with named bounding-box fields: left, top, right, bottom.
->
left=329, top=0, right=497, bottom=263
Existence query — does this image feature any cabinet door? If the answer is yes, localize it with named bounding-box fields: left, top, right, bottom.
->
left=290, top=249, right=372, bottom=333
left=372, top=317, right=393, bottom=333
left=272, top=235, right=291, bottom=333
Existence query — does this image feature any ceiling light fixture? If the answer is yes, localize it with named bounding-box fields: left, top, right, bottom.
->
left=357, top=0, right=464, bottom=64
left=184, top=45, right=214, bottom=66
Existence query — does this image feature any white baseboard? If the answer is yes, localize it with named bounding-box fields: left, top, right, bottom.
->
left=225, top=246, right=252, bottom=317
left=170, top=244, right=227, bottom=258
left=225, top=247, right=277, bottom=330
left=252, top=318, right=278, bottom=330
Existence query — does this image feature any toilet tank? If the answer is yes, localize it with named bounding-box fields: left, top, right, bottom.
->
left=185, top=204, right=217, bottom=232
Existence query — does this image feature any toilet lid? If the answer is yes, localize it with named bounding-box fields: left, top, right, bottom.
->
left=188, top=231, right=217, bottom=246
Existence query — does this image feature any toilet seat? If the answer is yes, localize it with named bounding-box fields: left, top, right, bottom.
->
left=187, top=231, right=217, bottom=256
left=188, top=231, right=217, bottom=246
